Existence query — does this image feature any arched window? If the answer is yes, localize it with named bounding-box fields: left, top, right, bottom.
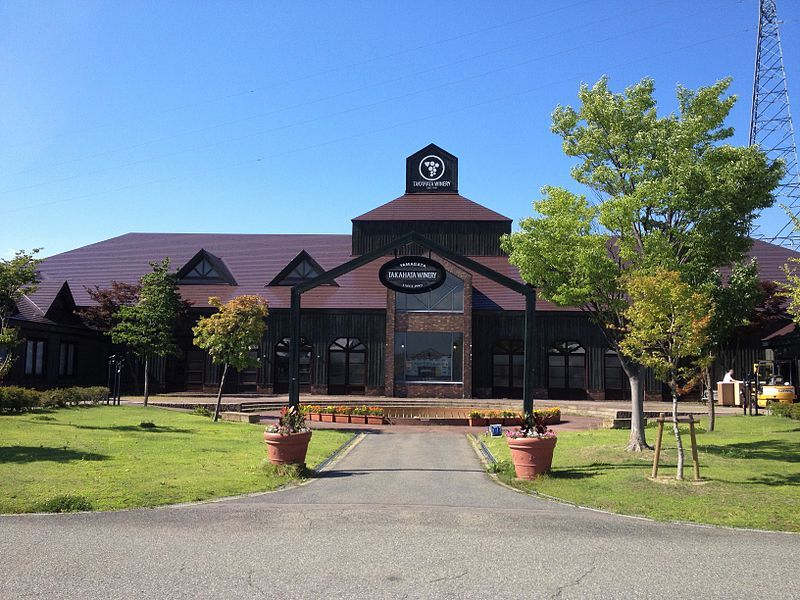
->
left=396, top=272, right=464, bottom=312
left=548, top=341, right=586, bottom=399
left=328, top=337, right=366, bottom=395
left=273, top=337, right=312, bottom=394
left=492, top=339, right=524, bottom=399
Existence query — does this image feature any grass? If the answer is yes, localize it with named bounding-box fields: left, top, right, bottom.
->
left=482, top=415, right=800, bottom=532
left=0, top=405, right=352, bottom=513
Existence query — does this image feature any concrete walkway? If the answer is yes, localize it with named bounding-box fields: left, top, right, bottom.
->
left=1, top=431, right=796, bottom=599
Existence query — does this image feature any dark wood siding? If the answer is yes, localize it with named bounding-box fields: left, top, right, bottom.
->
left=352, top=221, right=511, bottom=256
left=262, top=309, right=386, bottom=389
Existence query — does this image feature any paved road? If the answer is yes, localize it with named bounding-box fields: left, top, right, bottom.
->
left=1, top=431, right=796, bottom=599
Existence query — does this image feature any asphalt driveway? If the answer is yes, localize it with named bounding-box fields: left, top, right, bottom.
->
left=1, top=430, right=796, bottom=599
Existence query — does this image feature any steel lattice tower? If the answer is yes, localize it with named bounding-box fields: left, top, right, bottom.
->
left=750, top=0, right=800, bottom=247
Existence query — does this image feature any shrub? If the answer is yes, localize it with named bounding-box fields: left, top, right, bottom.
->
left=192, top=405, right=212, bottom=418
left=769, top=401, right=800, bottom=420
left=35, top=494, right=93, bottom=513
left=0, top=386, right=41, bottom=412
left=139, top=421, right=157, bottom=429
left=40, top=386, right=109, bottom=408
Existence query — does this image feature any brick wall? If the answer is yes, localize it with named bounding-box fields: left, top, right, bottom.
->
left=386, top=255, right=473, bottom=398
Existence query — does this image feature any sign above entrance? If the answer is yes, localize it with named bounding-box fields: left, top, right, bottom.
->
left=406, top=144, right=458, bottom=194
left=379, top=257, right=446, bottom=294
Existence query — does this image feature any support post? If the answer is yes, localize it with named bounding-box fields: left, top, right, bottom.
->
left=523, top=287, right=537, bottom=415
left=289, top=288, right=301, bottom=409
left=651, top=413, right=665, bottom=479
left=689, top=416, right=701, bottom=481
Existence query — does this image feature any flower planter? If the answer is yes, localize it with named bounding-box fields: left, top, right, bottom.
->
left=468, top=417, right=487, bottom=427
left=503, top=417, right=522, bottom=426
left=320, top=413, right=334, bottom=423
left=506, top=436, right=558, bottom=480
left=307, top=413, right=320, bottom=422
left=366, top=415, right=384, bottom=425
left=350, top=415, right=367, bottom=424
left=263, top=430, right=312, bottom=466
left=334, top=413, right=351, bottom=423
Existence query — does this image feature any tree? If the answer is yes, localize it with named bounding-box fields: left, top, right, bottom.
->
left=502, top=76, right=781, bottom=451
left=110, top=259, right=187, bottom=405
left=76, top=281, right=141, bottom=332
left=620, top=269, right=712, bottom=480
left=0, top=249, right=41, bottom=381
left=699, top=260, right=762, bottom=431
left=192, top=295, right=268, bottom=422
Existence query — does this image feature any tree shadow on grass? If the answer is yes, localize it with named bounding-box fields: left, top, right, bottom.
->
left=0, top=445, right=108, bottom=464
left=744, top=472, right=800, bottom=486
left=701, top=440, right=800, bottom=463
left=548, top=462, right=648, bottom=480
left=70, top=424, right=195, bottom=434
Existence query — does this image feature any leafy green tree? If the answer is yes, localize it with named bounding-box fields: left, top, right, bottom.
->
left=620, top=269, right=712, bottom=480
left=502, top=76, right=781, bottom=451
left=192, top=295, right=269, bottom=421
left=110, top=259, right=187, bottom=405
left=0, top=249, right=41, bottom=380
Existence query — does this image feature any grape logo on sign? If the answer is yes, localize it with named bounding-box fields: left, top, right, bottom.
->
left=419, top=155, right=445, bottom=181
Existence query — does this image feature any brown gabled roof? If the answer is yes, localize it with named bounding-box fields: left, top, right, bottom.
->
left=745, top=238, right=799, bottom=282
left=352, top=193, right=511, bottom=222
left=19, top=234, right=798, bottom=321
left=23, top=232, right=536, bottom=314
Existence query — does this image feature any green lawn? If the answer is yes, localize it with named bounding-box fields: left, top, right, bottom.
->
left=0, top=405, right=352, bottom=513
left=482, top=415, right=800, bottom=532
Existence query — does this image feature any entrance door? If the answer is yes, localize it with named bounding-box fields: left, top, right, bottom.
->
left=328, top=337, right=366, bottom=395
left=492, top=339, right=524, bottom=398
left=274, top=337, right=312, bottom=394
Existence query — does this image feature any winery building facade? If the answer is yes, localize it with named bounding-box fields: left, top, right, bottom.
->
left=7, top=144, right=798, bottom=400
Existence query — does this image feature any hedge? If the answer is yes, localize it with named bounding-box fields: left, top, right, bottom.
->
left=769, top=401, right=800, bottom=421
left=0, top=387, right=41, bottom=412
left=0, top=386, right=110, bottom=412
left=40, top=386, right=109, bottom=408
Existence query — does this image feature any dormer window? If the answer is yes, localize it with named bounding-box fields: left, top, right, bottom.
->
left=177, top=249, right=236, bottom=285
left=268, top=250, right=337, bottom=287
left=186, top=258, right=220, bottom=280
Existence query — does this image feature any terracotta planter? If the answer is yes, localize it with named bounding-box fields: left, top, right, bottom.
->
left=321, top=413, right=334, bottom=422
left=506, top=436, right=557, bottom=480
left=350, top=415, right=367, bottom=424
left=468, top=417, right=487, bottom=427
left=503, top=417, right=522, bottom=426
left=334, top=413, right=351, bottom=423
left=366, top=415, right=384, bottom=425
left=263, top=430, right=312, bottom=466
left=307, top=413, right=320, bottom=422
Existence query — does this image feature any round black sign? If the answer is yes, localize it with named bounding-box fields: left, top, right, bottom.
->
left=379, top=257, right=446, bottom=294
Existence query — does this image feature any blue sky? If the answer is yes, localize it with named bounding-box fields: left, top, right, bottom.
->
left=2, top=0, right=799, bottom=258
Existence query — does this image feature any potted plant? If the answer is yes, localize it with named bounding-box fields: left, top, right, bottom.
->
left=485, top=410, right=502, bottom=425
left=468, top=410, right=487, bottom=427
left=264, top=405, right=312, bottom=466
left=320, top=406, right=335, bottom=422
left=334, top=405, right=352, bottom=423
left=350, top=405, right=368, bottom=424
left=307, top=405, right=322, bottom=422
left=366, top=406, right=384, bottom=425
left=505, top=411, right=557, bottom=480
left=502, top=410, right=521, bottom=426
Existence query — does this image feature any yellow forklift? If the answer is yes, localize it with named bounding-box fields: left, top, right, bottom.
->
left=751, top=360, right=797, bottom=408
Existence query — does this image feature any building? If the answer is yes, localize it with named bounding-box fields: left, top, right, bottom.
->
left=7, top=144, right=799, bottom=400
